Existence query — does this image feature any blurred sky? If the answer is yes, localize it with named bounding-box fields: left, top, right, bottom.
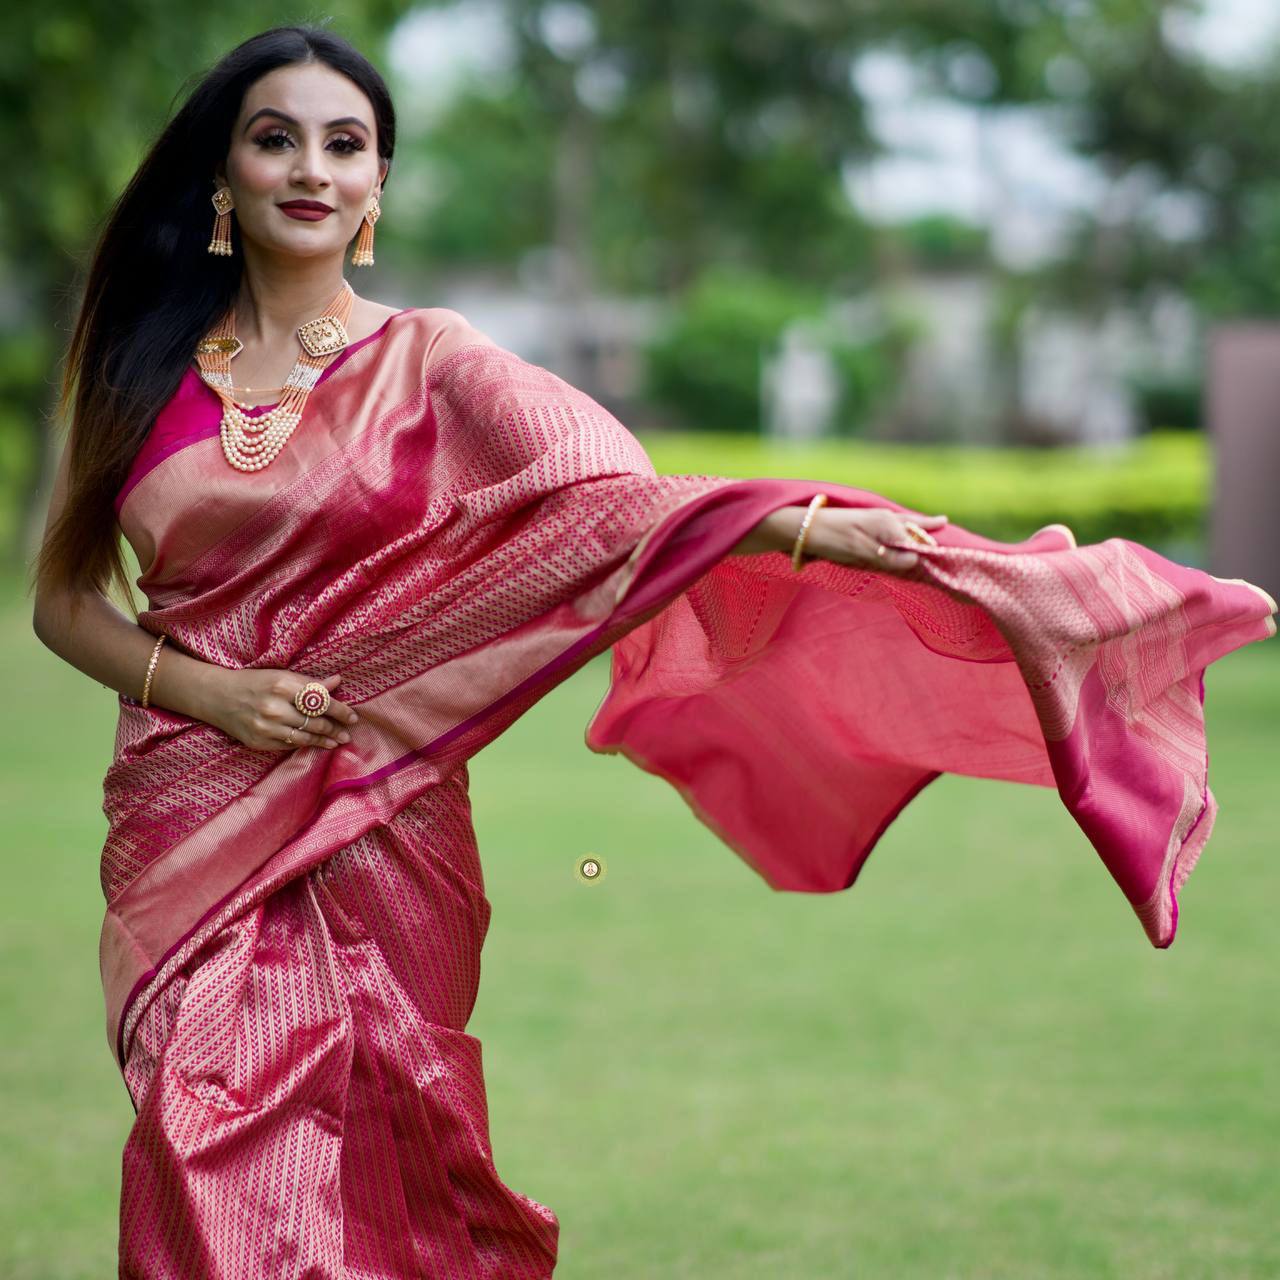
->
left=388, top=0, right=1280, bottom=270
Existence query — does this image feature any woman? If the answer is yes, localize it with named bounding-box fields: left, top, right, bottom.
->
left=29, top=24, right=1275, bottom=1280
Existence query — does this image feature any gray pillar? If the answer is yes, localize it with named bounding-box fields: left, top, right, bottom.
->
left=1207, top=324, right=1280, bottom=605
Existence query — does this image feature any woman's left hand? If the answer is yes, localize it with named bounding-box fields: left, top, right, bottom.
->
left=803, top=507, right=949, bottom=573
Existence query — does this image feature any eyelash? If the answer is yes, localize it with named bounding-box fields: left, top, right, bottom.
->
left=254, top=128, right=365, bottom=154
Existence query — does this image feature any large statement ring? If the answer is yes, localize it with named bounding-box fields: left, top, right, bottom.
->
left=294, top=681, right=331, bottom=717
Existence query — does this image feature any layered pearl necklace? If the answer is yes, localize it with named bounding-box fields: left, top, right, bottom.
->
left=194, top=279, right=355, bottom=472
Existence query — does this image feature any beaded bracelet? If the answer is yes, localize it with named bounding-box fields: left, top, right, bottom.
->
left=790, top=494, right=829, bottom=572
left=141, top=633, right=167, bottom=708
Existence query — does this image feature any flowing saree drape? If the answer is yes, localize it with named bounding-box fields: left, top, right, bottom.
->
left=105, top=305, right=1276, bottom=1278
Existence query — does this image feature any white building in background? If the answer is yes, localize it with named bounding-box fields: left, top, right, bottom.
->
left=1015, top=288, right=1201, bottom=446
left=391, top=266, right=1199, bottom=445
left=384, top=0, right=1256, bottom=441
left=877, top=272, right=999, bottom=444
left=828, top=270, right=1198, bottom=445
left=1019, top=308, right=1138, bottom=446
left=761, top=325, right=841, bottom=440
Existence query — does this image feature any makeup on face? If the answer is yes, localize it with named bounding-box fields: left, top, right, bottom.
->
left=278, top=202, right=334, bottom=221
left=221, top=72, right=385, bottom=241
left=233, top=107, right=377, bottom=224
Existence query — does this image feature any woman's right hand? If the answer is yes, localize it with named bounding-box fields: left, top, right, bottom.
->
left=201, top=669, right=360, bottom=752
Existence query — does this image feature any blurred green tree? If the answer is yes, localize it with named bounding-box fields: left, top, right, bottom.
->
left=889, top=0, right=1280, bottom=311
left=10, top=1, right=1280, bottom=560
left=405, top=0, right=1280, bottom=438
left=405, top=0, right=886, bottom=299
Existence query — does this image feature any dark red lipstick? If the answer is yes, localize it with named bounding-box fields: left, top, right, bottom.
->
left=278, top=200, right=334, bottom=220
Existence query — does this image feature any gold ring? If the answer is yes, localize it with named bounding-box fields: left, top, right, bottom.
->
left=903, top=522, right=937, bottom=546
left=294, top=681, right=331, bottom=717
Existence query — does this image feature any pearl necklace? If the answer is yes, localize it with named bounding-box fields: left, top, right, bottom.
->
left=194, top=279, right=355, bottom=472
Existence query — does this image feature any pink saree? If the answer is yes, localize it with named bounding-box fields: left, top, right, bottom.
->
left=105, top=305, right=1275, bottom=1278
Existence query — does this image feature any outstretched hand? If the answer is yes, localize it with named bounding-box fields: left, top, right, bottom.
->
left=805, top=508, right=949, bottom=573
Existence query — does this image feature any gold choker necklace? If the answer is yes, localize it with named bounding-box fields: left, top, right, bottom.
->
left=194, top=280, right=354, bottom=472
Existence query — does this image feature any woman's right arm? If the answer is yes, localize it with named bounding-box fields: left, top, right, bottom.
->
left=33, top=584, right=225, bottom=721
left=30, top=432, right=221, bottom=719
left=30, top=437, right=354, bottom=748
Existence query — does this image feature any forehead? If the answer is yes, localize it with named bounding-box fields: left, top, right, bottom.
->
left=238, top=63, right=372, bottom=123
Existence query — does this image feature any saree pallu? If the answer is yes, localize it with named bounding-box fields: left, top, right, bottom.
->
left=105, top=306, right=1276, bottom=1278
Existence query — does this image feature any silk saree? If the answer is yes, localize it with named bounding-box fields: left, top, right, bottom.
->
left=104, top=304, right=1276, bottom=1277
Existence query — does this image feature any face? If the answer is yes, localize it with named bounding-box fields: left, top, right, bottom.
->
left=214, top=62, right=388, bottom=262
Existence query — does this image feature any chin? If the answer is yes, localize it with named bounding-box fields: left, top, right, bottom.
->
left=263, top=237, right=342, bottom=258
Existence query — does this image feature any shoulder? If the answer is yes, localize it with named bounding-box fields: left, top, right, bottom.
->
left=403, top=306, right=501, bottom=369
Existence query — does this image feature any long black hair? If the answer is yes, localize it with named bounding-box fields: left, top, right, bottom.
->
left=31, top=24, right=396, bottom=620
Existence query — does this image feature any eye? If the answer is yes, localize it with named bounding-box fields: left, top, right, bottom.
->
left=253, top=128, right=366, bottom=154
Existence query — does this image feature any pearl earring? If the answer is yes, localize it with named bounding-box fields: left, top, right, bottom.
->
left=351, top=191, right=381, bottom=267
left=208, top=186, right=235, bottom=256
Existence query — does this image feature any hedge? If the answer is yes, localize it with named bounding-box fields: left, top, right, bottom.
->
left=634, top=428, right=1208, bottom=551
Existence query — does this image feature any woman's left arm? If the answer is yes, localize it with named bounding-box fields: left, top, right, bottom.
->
left=728, top=505, right=948, bottom=572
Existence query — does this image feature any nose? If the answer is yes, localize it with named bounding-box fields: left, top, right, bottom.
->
left=290, top=141, right=333, bottom=191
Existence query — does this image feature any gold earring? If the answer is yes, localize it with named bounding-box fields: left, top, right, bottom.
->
left=208, top=186, right=235, bottom=256
left=351, top=191, right=380, bottom=267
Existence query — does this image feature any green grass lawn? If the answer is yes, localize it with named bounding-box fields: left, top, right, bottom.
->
left=1, top=575, right=1276, bottom=1279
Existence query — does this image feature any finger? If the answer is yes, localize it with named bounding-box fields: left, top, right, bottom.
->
left=860, top=528, right=918, bottom=571
left=327, top=697, right=360, bottom=725
left=279, top=723, right=320, bottom=750
left=296, top=672, right=344, bottom=700
left=297, top=714, right=349, bottom=739
left=311, top=715, right=350, bottom=745
left=288, top=673, right=348, bottom=725
left=290, top=724, right=345, bottom=748
left=900, top=521, right=939, bottom=547
left=288, top=713, right=350, bottom=747
left=878, top=546, right=919, bottom=570
left=873, top=531, right=921, bottom=566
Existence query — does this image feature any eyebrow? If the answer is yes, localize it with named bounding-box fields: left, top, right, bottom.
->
left=243, top=108, right=370, bottom=133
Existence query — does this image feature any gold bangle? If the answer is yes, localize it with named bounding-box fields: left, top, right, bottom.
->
left=790, top=494, right=829, bottom=572
left=141, top=633, right=167, bottom=708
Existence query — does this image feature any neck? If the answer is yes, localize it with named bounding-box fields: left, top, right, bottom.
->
left=231, top=249, right=349, bottom=345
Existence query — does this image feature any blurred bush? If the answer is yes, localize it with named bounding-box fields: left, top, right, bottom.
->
left=641, top=265, right=828, bottom=432
left=642, top=264, right=922, bottom=437
left=0, top=324, right=47, bottom=557
left=1129, top=372, right=1203, bottom=434
left=825, top=298, right=924, bottom=440
left=635, top=427, right=1207, bottom=552
left=896, top=214, right=990, bottom=270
